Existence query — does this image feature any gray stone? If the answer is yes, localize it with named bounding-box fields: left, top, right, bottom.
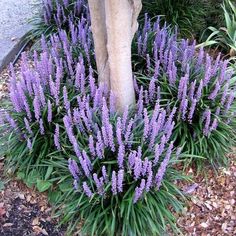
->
left=0, top=0, right=40, bottom=71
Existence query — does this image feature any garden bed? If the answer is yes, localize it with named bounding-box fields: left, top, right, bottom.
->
left=1, top=63, right=235, bottom=236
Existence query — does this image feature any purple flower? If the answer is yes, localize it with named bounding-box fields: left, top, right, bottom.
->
left=202, top=109, right=211, bottom=136
left=27, top=138, right=33, bottom=151
left=117, top=169, right=124, bottom=193
left=208, top=81, right=220, bottom=100
left=224, top=91, right=235, bottom=113
left=146, top=162, right=153, bottom=192
left=79, top=155, right=90, bottom=177
left=116, top=117, right=123, bottom=145
left=154, top=144, right=160, bottom=165
left=134, top=153, right=142, bottom=180
left=63, top=86, right=70, bottom=110
left=82, top=182, right=93, bottom=198
left=155, top=142, right=174, bottom=189
left=189, top=80, right=196, bottom=101
left=133, top=179, right=146, bottom=203
left=111, top=171, right=117, bottom=195
left=5, top=113, right=17, bottom=129
left=210, top=118, right=218, bottom=132
left=108, top=124, right=115, bottom=152
left=102, top=166, right=108, bottom=182
left=68, top=158, right=79, bottom=179
left=89, top=135, right=96, bottom=157
left=117, top=144, right=125, bottom=169
left=93, top=173, right=104, bottom=195
left=54, top=124, right=61, bottom=150
left=82, top=150, right=92, bottom=171
left=180, top=98, right=188, bottom=120
left=33, top=96, right=41, bottom=121
left=124, top=119, right=134, bottom=143
left=39, top=119, right=45, bottom=135
left=188, top=99, right=197, bottom=123
left=24, top=117, right=33, bottom=134
left=148, top=78, right=156, bottom=101
left=47, top=100, right=52, bottom=123
left=195, top=80, right=203, bottom=101
left=39, top=85, right=46, bottom=107
left=143, top=108, right=149, bottom=139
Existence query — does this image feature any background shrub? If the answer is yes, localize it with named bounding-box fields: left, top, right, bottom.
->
left=141, top=0, right=208, bottom=39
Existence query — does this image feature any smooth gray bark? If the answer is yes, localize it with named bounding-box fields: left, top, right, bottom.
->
left=88, top=0, right=142, bottom=112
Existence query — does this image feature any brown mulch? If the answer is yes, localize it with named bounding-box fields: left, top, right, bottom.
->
left=0, top=58, right=236, bottom=236
left=0, top=162, right=65, bottom=236
left=177, top=154, right=236, bottom=236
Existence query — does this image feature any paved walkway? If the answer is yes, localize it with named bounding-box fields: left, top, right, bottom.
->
left=0, top=0, right=40, bottom=71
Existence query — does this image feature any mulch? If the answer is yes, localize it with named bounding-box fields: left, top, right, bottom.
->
left=0, top=59, right=236, bottom=236
left=0, top=162, right=65, bottom=236
left=178, top=153, right=236, bottom=236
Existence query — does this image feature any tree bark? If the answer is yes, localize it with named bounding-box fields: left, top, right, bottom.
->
left=88, top=0, right=110, bottom=88
left=88, top=0, right=142, bottom=112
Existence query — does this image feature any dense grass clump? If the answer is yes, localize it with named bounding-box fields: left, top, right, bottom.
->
left=53, top=86, right=186, bottom=235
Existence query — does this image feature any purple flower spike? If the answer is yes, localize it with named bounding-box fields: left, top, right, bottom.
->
left=102, top=166, right=108, bottom=182
left=89, top=135, right=96, bottom=157
left=83, top=182, right=93, bottom=198
left=117, top=144, right=125, bottom=169
left=133, top=179, right=146, bottom=203
left=24, top=117, right=33, bottom=135
left=54, top=124, right=61, bottom=150
left=146, top=162, right=153, bottom=192
left=143, top=108, right=149, bottom=139
left=134, top=154, right=142, bottom=180
left=155, top=142, right=174, bottom=189
left=63, top=86, right=70, bottom=110
left=203, top=109, right=211, bottom=136
left=47, top=100, right=52, bottom=123
left=208, top=81, right=220, bottom=100
left=111, top=171, right=117, bottom=195
left=33, top=96, right=41, bottom=121
left=117, top=169, right=124, bottom=193
left=27, top=138, right=33, bottom=151
left=68, top=158, right=79, bottom=180
left=188, top=99, right=197, bottom=123
left=39, top=119, right=45, bottom=135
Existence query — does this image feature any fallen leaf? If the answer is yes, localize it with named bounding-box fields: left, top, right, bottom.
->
left=32, top=217, right=39, bottom=226
left=3, top=223, right=13, bottom=227
left=0, top=202, right=6, bottom=217
left=200, top=222, right=208, bottom=228
left=41, top=229, right=49, bottom=236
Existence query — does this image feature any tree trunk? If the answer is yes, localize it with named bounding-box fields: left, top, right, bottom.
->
left=88, top=0, right=110, bottom=89
left=88, top=0, right=142, bottom=112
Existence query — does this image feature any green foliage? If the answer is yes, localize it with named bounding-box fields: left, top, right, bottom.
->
left=201, top=0, right=236, bottom=57
left=54, top=168, right=187, bottom=236
left=141, top=0, right=208, bottom=38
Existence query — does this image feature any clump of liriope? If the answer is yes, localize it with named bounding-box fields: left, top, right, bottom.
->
left=54, top=85, right=186, bottom=236
left=0, top=23, right=94, bottom=184
left=133, top=17, right=236, bottom=168
left=28, top=0, right=89, bottom=44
